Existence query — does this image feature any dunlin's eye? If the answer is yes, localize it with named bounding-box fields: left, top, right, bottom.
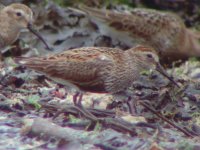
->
left=16, top=12, right=22, bottom=17
left=146, top=54, right=153, bottom=58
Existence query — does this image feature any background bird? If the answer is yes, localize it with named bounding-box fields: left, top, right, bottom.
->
left=0, top=3, right=51, bottom=53
left=78, top=5, right=200, bottom=62
left=0, top=3, right=33, bottom=50
left=14, top=45, right=178, bottom=105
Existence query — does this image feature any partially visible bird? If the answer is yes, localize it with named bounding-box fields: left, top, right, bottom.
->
left=0, top=3, right=51, bottom=52
left=0, top=3, right=33, bottom=49
left=78, top=5, right=200, bottom=62
left=15, top=45, right=179, bottom=105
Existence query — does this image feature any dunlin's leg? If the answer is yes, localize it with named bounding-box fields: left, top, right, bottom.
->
left=77, top=93, right=83, bottom=106
left=73, top=92, right=80, bottom=105
left=127, top=96, right=137, bottom=115
left=73, top=92, right=83, bottom=106
left=72, top=91, right=97, bottom=121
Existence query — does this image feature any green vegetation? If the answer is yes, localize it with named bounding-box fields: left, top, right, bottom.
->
left=27, top=95, right=41, bottom=110
left=175, top=68, right=183, bottom=76
left=51, top=0, right=75, bottom=6
left=50, top=0, right=133, bottom=7
left=112, top=0, right=133, bottom=6
left=68, top=114, right=82, bottom=123
left=177, top=141, right=195, bottom=150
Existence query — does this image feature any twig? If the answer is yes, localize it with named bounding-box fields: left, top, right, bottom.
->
left=100, top=118, right=137, bottom=136
left=22, top=118, right=86, bottom=141
left=53, top=105, right=98, bottom=121
left=139, top=101, right=194, bottom=137
left=27, top=24, right=53, bottom=51
left=39, top=102, right=137, bottom=135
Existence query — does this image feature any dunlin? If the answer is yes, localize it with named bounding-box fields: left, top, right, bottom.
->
left=79, top=5, right=200, bottom=61
left=15, top=45, right=178, bottom=105
left=0, top=3, right=51, bottom=52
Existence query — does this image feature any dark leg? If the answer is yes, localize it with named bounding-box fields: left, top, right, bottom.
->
left=72, top=92, right=98, bottom=121
left=126, top=96, right=137, bottom=115
left=73, top=92, right=83, bottom=107
left=77, top=93, right=83, bottom=106
left=73, top=92, right=80, bottom=105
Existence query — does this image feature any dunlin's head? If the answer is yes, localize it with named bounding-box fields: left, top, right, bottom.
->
left=130, top=45, right=179, bottom=87
left=127, top=45, right=160, bottom=76
left=131, top=45, right=159, bottom=71
left=0, top=3, right=51, bottom=50
left=2, top=3, right=33, bottom=30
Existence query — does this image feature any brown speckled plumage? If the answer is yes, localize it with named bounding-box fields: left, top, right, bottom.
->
left=79, top=5, right=200, bottom=61
left=15, top=45, right=177, bottom=94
